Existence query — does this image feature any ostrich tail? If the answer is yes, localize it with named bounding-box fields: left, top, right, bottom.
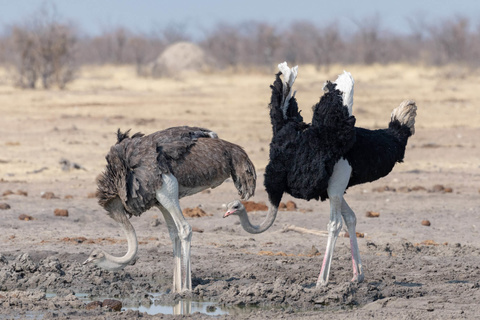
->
left=390, top=100, right=417, bottom=135
left=269, top=62, right=302, bottom=134
left=332, top=71, right=354, bottom=115
left=230, top=146, right=256, bottom=200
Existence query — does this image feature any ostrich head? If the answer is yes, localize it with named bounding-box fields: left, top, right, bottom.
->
left=223, top=200, right=244, bottom=218
left=83, top=249, right=110, bottom=269
left=223, top=199, right=278, bottom=234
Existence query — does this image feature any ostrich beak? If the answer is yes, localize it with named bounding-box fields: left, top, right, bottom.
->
left=83, top=258, right=92, bottom=265
left=223, top=209, right=236, bottom=218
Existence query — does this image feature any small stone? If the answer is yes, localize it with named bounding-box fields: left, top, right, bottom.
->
left=18, top=214, right=34, bottom=221
left=305, top=245, right=321, bottom=257
left=421, top=220, right=431, bottom=226
left=285, top=201, right=297, bottom=211
left=397, top=186, right=411, bottom=193
left=16, top=190, right=28, bottom=196
left=206, top=305, right=217, bottom=313
left=41, top=192, right=57, bottom=199
left=85, top=301, right=102, bottom=310
left=54, top=209, right=69, bottom=217
left=431, top=185, right=444, bottom=193
left=182, top=207, right=211, bottom=218
left=241, top=201, right=268, bottom=211
left=192, top=227, right=204, bottom=233
left=150, top=218, right=161, bottom=227
left=366, top=211, right=380, bottom=218
left=372, top=186, right=395, bottom=192
left=0, top=203, right=11, bottom=210
left=411, top=186, right=427, bottom=191
left=2, top=190, right=14, bottom=196
left=102, top=299, right=122, bottom=311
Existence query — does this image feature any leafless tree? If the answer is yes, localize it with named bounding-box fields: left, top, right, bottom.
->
left=7, top=4, right=77, bottom=89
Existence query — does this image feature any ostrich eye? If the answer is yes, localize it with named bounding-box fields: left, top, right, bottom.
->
left=92, top=254, right=97, bottom=258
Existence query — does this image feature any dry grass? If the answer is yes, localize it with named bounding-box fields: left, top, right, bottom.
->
left=0, top=63, right=478, bottom=186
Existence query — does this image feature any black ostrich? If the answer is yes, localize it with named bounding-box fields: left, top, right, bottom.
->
left=225, top=62, right=417, bottom=287
left=83, top=126, right=256, bottom=293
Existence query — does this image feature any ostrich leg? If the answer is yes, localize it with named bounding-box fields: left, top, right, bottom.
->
left=317, top=159, right=351, bottom=287
left=341, top=199, right=364, bottom=282
left=158, top=206, right=182, bottom=293
left=156, top=173, right=192, bottom=292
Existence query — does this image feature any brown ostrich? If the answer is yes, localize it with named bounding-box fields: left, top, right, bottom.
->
left=83, top=126, right=256, bottom=293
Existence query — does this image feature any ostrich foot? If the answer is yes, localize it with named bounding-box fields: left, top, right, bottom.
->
left=351, top=273, right=365, bottom=283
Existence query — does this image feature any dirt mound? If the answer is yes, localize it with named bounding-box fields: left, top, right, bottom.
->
left=150, top=42, right=208, bottom=78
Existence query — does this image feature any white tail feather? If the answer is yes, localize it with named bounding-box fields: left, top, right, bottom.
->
left=334, top=71, right=354, bottom=116
left=278, top=62, right=298, bottom=119
left=391, top=100, right=417, bottom=135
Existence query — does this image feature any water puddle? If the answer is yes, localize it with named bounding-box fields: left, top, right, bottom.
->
left=47, top=292, right=229, bottom=316
left=128, top=298, right=228, bottom=316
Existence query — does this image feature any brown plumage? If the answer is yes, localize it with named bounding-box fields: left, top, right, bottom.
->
left=84, top=126, right=256, bottom=293
left=96, top=126, right=256, bottom=216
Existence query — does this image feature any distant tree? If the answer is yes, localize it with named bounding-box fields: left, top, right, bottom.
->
left=7, top=4, right=77, bottom=89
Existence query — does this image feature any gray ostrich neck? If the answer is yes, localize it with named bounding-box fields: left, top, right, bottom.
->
left=101, top=211, right=138, bottom=270
left=238, top=202, right=278, bottom=234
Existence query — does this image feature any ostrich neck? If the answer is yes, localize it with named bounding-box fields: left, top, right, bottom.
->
left=101, top=211, right=138, bottom=270
left=238, top=202, right=278, bottom=234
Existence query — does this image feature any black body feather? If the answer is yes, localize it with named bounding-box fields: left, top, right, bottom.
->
left=345, top=120, right=413, bottom=188
left=264, top=75, right=356, bottom=206
left=264, top=72, right=414, bottom=206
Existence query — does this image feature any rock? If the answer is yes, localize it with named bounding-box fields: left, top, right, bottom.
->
left=372, top=186, right=395, bottom=192
left=242, top=201, right=268, bottom=211
left=431, top=184, right=444, bottom=192
left=150, top=218, right=161, bottom=227
left=54, top=209, right=69, bottom=217
left=305, top=245, right=321, bottom=257
left=102, top=299, right=122, bottom=311
left=16, top=190, right=28, bottom=196
left=421, top=220, right=431, bottom=226
left=182, top=207, right=211, bottom=218
left=85, top=301, right=102, bottom=310
left=397, top=186, right=411, bottom=193
left=2, top=190, right=14, bottom=196
left=0, top=203, right=11, bottom=210
left=41, top=192, right=57, bottom=199
left=285, top=201, right=297, bottom=211
left=18, top=214, right=34, bottom=221
left=192, top=227, right=204, bottom=233
left=412, top=186, right=427, bottom=191
left=366, top=211, right=380, bottom=218
left=344, top=232, right=365, bottom=238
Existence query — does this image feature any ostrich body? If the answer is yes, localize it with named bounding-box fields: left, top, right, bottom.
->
left=83, top=126, right=256, bottom=293
left=225, top=62, right=417, bottom=287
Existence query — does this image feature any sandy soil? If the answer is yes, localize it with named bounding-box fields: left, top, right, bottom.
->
left=0, top=64, right=479, bottom=319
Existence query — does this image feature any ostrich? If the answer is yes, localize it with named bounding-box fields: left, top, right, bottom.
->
left=224, top=62, right=417, bottom=287
left=83, top=126, right=256, bottom=293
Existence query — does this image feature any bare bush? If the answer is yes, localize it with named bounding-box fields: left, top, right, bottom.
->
left=7, top=5, right=77, bottom=89
left=2, top=11, right=480, bottom=76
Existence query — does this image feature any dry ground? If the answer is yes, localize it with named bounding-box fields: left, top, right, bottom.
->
left=0, top=64, right=479, bottom=319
